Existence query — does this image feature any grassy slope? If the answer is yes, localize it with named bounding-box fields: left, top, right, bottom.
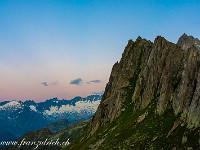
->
left=64, top=95, right=199, bottom=150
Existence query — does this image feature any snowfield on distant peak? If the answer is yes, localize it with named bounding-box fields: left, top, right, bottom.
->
left=43, top=100, right=101, bottom=116
left=29, top=105, right=37, bottom=112
left=0, top=101, right=22, bottom=110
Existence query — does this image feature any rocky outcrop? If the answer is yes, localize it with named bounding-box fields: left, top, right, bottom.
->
left=92, top=37, right=154, bottom=129
left=177, top=33, right=200, bottom=51
left=64, top=34, right=200, bottom=150
left=91, top=34, right=200, bottom=131
left=173, top=46, right=200, bottom=129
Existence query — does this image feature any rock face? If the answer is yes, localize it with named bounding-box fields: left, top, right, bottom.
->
left=65, top=34, right=200, bottom=150
left=177, top=33, right=200, bottom=51
left=92, top=37, right=154, bottom=128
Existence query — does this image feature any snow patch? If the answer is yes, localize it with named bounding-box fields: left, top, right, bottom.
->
left=43, top=100, right=100, bottom=116
left=29, top=105, right=37, bottom=112
left=0, top=101, right=22, bottom=110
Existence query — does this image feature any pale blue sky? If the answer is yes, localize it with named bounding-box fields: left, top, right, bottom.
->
left=0, top=0, right=199, bottom=101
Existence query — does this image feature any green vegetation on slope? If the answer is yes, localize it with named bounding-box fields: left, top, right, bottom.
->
left=64, top=94, right=199, bottom=150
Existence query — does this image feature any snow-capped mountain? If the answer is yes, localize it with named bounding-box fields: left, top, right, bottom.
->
left=0, top=95, right=102, bottom=142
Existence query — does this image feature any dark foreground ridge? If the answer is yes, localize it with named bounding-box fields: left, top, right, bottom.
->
left=64, top=34, right=200, bottom=150
left=1, top=119, right=89, bottom=150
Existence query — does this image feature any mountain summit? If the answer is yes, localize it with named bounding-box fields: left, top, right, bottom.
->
left=65, top=34, right=200, bottom=150
left=177, top=33, right=200, bottom=51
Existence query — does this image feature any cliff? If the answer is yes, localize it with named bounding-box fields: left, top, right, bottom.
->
left=64, top=34, right=200, bottom=150
left=177, top=33, right=200, bottom=51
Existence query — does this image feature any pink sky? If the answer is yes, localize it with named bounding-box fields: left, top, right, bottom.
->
left=0, top=58, right=112, bottom=102
left=1, top=1, right=198, bottom=102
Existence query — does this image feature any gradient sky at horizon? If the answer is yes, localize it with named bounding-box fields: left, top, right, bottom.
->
left=0, top=0, right=199, bottom=102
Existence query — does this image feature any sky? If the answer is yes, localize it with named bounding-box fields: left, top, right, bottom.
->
left=0, top=0, right=199, bottom=102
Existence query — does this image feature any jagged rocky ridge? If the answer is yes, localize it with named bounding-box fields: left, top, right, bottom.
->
left=64, top=34, right=200, bottom=150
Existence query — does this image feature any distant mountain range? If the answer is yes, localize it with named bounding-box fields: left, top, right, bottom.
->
left=0, top=94, right=102, bottom=142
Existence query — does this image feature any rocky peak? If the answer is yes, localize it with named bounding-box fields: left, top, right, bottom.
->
left=177, top=33, right=200, bottom=51
left=65, top=35, right=200, bottom=150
